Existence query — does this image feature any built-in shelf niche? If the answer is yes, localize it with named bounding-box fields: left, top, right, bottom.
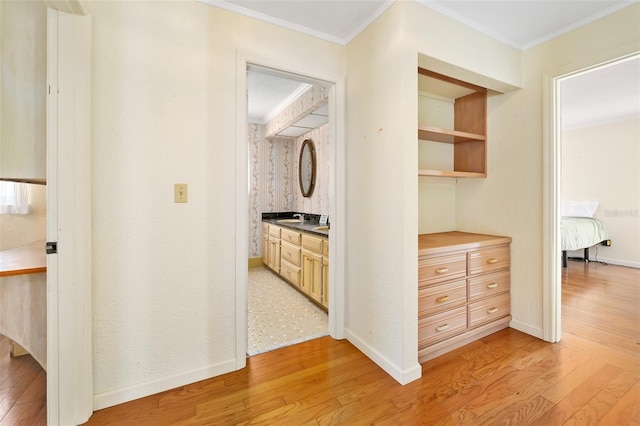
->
left=418, top=68, right=487, bottom=178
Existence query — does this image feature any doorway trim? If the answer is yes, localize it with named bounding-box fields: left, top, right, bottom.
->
left=542, top=44, right=640, bottom=343
left=235, top=50, right=346, bottom=367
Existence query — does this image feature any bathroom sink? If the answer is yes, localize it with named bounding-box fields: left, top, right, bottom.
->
left=313, top=226, right=329, bottom=231
left=277, top=219, right=302, bottom=223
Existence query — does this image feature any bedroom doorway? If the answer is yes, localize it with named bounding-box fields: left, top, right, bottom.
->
left=544, top=51, right=640, bottom=343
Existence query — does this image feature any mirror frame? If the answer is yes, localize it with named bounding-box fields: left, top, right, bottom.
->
left=298, top=139, right=316, bottom=198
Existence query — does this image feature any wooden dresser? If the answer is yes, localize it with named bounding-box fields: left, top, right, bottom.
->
left=418, top=231, right=512, bottom=362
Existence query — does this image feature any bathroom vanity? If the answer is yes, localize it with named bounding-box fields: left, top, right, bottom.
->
left=262, top=215, right=329, bottom=310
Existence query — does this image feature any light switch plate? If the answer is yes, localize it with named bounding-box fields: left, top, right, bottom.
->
left=174, top=183, right=188, bottom=203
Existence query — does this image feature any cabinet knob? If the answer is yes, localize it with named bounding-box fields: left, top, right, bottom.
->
left=487, top=258, right=498, bottom=264
left=436, top=324, right=449, bottom=332
left=487, top=283, right=498, bottom=289
left=435, top=295, right=449, bottom=303
left=435, top=267, right=449, bottom=274
left=487, top=307, right=498, bottom=314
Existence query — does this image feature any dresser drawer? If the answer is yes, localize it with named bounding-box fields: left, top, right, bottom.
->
left=280, top=260, right=300, bottom=286
left=323, top=241, right=329, bottom=257
left=468, top=270, right=510, bottom=302
left=281, top=241, right=301, bottom=267
left=281, top=228, right=301, bottom=245
left=468, top=292, right=510, bottom=329
left=268, top=225, right=281, bottom=238
left=302, top=234, right=324, bottom=254
left=419, top=279, right=467, bottom=317
left=468, top=245, right=510, bottom=276
left=418, top=253, right=466, bottom=284
left=418, top=306, right=467, bottom=347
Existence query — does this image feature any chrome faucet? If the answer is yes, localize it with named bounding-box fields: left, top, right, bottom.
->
left=293, top=213, right=304, bottom=222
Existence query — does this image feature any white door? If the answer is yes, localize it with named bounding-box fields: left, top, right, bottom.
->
left=46, top=8, right=93, bottom=425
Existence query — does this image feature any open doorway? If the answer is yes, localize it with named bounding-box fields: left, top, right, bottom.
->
left=242, top=63, right=339, bottom=357
left=545, top=52, right=640, bottom=343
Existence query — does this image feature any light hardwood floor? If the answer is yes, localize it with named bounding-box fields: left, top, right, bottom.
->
left=0, top=335, right=46, bottom=425
left=3, top=262, right=639, bottom=425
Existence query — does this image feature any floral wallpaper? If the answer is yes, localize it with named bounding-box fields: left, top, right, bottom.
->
left=248, top=85, right=330, bottom=258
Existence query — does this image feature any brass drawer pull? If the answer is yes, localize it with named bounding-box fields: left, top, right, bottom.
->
left=436, top=324, right=449, bottom=332
left=487, top=307, right=498, bottom=314
left=435, top=268, right=449, bottom=274
left=487, top=258, right=498, bottom=264
left=435, top=296, right=449, bottom=303
left=487, top=283, right=498, bottom=289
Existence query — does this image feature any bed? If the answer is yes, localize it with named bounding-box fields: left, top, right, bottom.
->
left=560, top=200, right=608, bottom=267
left=561, top=216, right=608, bottom=267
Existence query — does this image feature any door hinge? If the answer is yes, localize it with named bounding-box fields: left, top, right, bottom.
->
left=46, top=241, right=58, bottom=254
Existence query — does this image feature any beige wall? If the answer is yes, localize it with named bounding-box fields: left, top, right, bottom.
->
left=0, top=184, right=46, bottom=250
left=90, top=0, right=345, bottom=408
left=456, top=3, right=640, bottom=336
left=562, top=118, right=640, bottom=266
left=0, top=1, right=47, bottom=181
left=346, top=2, right=423, bottom=383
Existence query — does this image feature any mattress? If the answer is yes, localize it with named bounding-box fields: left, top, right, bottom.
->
left=561, top=216, right=607, bottom=251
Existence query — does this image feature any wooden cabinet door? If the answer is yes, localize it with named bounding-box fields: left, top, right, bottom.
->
left=267, top=237, right=280, bottom=272
left=302, top=250, right=322, bottom=299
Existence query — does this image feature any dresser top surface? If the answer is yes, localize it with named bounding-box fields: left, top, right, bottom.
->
left=418, top=231, right=511, bottom=256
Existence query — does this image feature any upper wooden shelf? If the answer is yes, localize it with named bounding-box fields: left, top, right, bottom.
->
left=418, top=126, right=485, bottom=144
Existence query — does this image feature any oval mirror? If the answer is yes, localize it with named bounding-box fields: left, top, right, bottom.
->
left=298, top=139, right=316, bottom=198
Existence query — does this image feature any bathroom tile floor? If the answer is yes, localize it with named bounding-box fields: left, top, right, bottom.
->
left=248, top=266, right=328, bottom=356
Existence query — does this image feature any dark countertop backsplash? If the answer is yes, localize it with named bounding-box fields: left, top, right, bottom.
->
left=262, top=212, right=329, bottom=237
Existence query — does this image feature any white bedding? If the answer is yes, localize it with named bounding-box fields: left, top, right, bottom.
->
left=561, top=216, right=607, bottom=251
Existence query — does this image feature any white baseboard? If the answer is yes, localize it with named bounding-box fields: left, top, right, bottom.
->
left=588, top=256, right=640, bottom=268
left=92, top=358, right=237, bottom=411
left=345, top=329, right=421, bottom=385
left=509, top=319, right=543, bottom=340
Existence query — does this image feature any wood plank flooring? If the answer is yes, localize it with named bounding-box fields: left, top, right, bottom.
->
left=3, top=262, right=639, bottom=425
left=0, top=335, right=46, bottom=426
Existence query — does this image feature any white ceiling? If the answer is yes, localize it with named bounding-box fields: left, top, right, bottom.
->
left=561, top=57, right=640, bottom=130
left=207, top=0, right=636, bottom=48
left=216, top=0, right=639, bottom=126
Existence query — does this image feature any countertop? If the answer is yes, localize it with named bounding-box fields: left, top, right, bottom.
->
left=0, top=240, right=47, bottom=277
left=263, top=218, right=329, bottom=237
left=418, top=231, right=511, bottom=256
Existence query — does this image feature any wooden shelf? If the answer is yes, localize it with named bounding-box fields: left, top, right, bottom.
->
left=418, top=126, right=485, bottom=144
left=417, top=67, right=487, bottom=178
left=418, top=169, right=486, bottom=179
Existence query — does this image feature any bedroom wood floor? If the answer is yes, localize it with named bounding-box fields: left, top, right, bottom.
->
left=3, top=262, right=639, bottom=425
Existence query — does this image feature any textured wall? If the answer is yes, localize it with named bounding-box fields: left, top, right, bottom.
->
left=456, top=3, right=640, bottom=336
left=89, top=0, right=345, bottom=407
